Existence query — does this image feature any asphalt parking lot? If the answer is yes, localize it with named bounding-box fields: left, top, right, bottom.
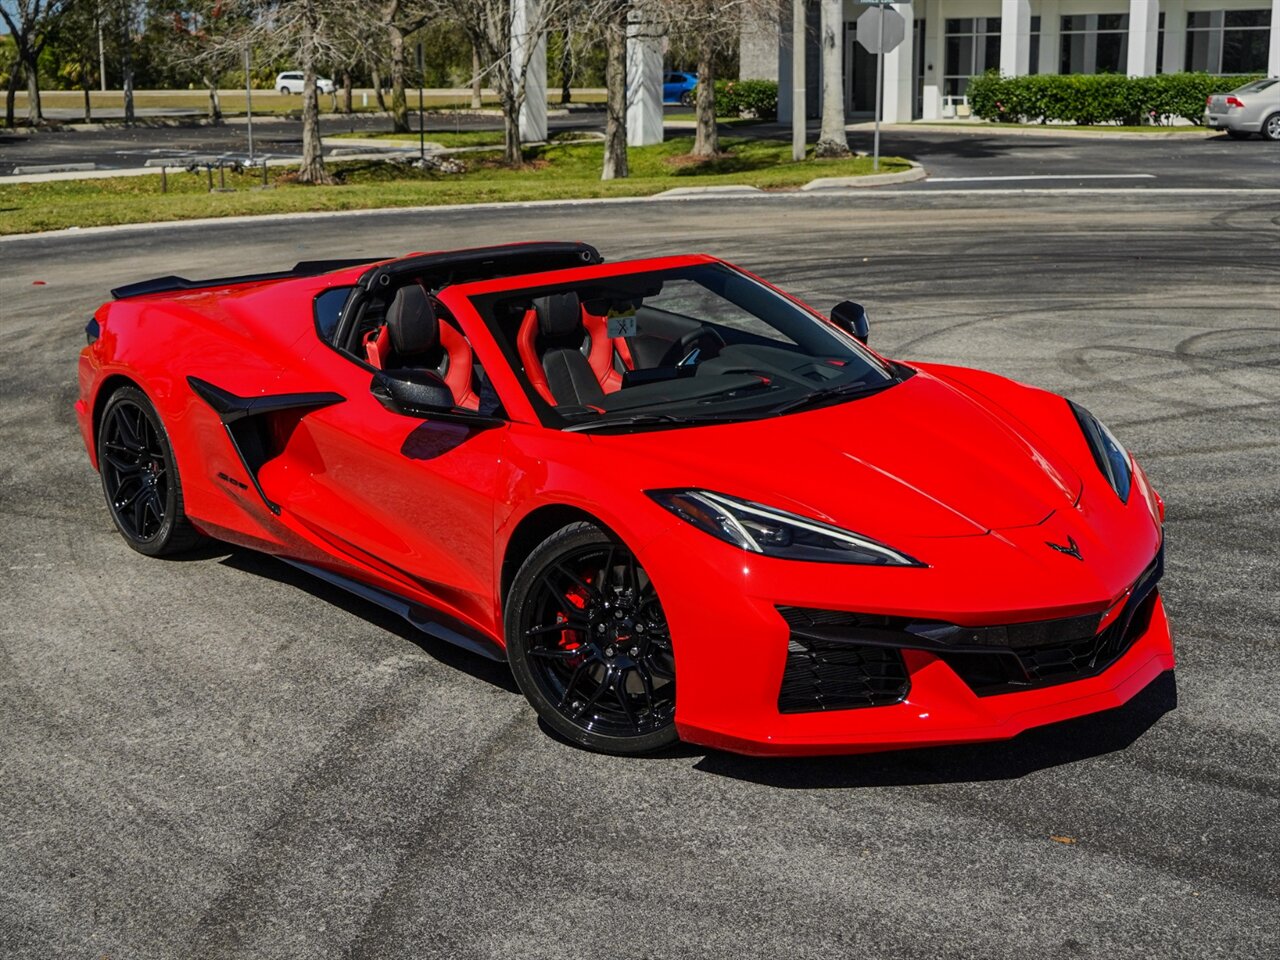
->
left=1, top=192, right=1278, bottom=958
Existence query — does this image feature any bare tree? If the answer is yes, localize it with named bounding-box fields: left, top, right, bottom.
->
left=442, top=0, right=577, bottom=166
left=597, top=0, right=629, bottom=180
left=814, top=0, right=848, bottom=156
left=379, top=1, right=438, bottom=133
left=660, top=0, right=779, bottom=157
left=0, top=0, right=72, bottom=124
left=158, top=2, right=248, bottom=122
left=193, top=0, right=354, bottom=183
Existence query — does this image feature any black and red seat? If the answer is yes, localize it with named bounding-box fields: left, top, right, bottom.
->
left=517, top=291, right=634, bottom=407
left=364, top=283, right=478, bottom=409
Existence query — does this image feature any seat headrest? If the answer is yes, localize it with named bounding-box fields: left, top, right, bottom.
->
left=387, top=284, right=439, bottom=357
left=533, top=291, right=582, bottom=340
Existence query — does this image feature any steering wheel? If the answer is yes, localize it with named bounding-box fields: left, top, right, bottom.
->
left=670, top=325, right=726, bottom=366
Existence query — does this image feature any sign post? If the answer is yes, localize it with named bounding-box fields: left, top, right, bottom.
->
left=856, top=2, right=907, bottom=172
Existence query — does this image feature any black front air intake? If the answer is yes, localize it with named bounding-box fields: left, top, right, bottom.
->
left=777, top=609, right=911, bottom=714
left=776, top=546, right=1163, bottom=707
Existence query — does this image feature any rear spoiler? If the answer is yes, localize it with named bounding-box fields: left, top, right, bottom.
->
left=109, top=258, right=390, bottom=300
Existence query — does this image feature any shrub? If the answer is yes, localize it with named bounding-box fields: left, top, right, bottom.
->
left=714, top=79, right=779, bottom=119
left=967, top=72, right=1265, bottom=125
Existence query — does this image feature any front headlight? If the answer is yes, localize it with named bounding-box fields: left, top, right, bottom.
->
left=646, top=489, right=922, bottom=566
left=1069, top=401, right=1132, bottom=502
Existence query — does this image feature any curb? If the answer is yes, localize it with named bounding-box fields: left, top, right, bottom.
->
left=802, top=161, right=926, bottom=190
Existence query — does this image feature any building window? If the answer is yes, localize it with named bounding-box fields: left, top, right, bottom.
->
left=945, top=17, right=1001, bottom=97
left=1029, top=16, right=1042, bottom=76
left=1060, top=14, right=1130, bottom=74
left=1185, top=9, right=1272, bottom=74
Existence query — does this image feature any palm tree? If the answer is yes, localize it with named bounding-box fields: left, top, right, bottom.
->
left=815, top=0, right=849, bottom=157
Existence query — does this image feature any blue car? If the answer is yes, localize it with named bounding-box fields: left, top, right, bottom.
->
left=663, top=71, right=698, bottom=106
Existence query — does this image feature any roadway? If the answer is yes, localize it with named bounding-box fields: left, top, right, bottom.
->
left=1, top=191, right=1277, bottom=958
left=2, top=110, right=1278, bottom=188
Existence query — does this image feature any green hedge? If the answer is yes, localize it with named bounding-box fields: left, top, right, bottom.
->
left=967, top=72, right=1266, bottom=125
left=714, top=79, right=779, bottom=119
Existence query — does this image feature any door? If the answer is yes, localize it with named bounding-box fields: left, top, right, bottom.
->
left=256, top=343, right=509, bottom=635
left=846, top=21, right=877, bottom=113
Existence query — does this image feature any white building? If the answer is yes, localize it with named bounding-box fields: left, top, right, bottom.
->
left=742, top=0, right=1279, bottom=122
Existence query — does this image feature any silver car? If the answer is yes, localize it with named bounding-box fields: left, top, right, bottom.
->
left=1205, top=78, right=1280, bottom=141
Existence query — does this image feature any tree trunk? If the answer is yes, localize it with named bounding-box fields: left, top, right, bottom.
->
left=23, top=48, right=41, bottom=124
left=298, top=10, right=333, bottom=185
left=83, top=83, right=91, bottom=123
left=470, top=45, right=482, bottom=109
left=120, top=27, right=135, bottom=126
left=372, top=67, right=387, bottom=111
left=342, top=71, right=353, bottom=113
left=4, top=64, right=19, bottom=128
left=601, top=10, right=627, bottom=180
left=559, top=30, right=572, bottom=105
left=815, top=0, right=849, bottom=157
left=206, top=75, right=222, bottom=123
left=692, top=37, right=717, bottom=157
left=502, top=99, right=521, bottom=166
left=389, top=25, right=409, bottom=133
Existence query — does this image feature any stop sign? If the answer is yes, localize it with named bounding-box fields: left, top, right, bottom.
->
left=856, top=7, right=907, bottom=55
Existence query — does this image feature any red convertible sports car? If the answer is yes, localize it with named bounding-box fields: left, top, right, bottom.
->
left=76, top=242, right=1174, bottom=756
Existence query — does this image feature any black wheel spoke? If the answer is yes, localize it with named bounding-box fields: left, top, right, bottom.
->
left=525, top=618, right=590, bottom=637
left=103, top=451, right=142, bottom=474
left=520, top=537, right=675, bottom=742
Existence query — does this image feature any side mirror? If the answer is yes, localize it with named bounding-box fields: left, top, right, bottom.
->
left=370, top=369, right=505, bottom=428
left=830, top=301, right=870, bottom=344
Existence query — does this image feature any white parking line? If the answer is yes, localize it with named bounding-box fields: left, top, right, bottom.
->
left=927, top=174, right=1158, bottom=182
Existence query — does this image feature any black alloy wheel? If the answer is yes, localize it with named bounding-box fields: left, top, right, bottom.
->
left=680, top=90, right=695, bottom=108
left=506, top=523, right=678, bottom=754
left=98, top=386, right=200, bottom=556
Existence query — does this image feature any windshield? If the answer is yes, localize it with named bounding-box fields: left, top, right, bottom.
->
left=468, top=263, right=903, bottom=432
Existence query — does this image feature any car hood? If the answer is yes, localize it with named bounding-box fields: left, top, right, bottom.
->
left=592, top=368, right=1082, bottom=541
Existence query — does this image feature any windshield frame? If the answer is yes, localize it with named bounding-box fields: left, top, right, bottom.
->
left=437, top=254, right=902, bottom=432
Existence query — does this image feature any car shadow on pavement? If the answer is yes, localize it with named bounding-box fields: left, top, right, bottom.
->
left=692, top=671, right=1177, bottom=788
left=216, top=547, right=521, bottom=695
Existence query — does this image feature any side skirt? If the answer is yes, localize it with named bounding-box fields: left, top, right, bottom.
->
left=281, top=558, right=507, bottom=662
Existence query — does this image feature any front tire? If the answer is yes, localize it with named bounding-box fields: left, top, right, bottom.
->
left=505, top=523, right=678, bottom=754
left=1262, top=113, right=1280, bottom=142
left=97, top=386, right=201, bottom=557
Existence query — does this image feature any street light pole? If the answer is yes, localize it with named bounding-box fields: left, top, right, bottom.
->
left=791, top=0, right=805, bottom=161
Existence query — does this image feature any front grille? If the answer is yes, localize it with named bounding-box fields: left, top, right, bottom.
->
left=777, top=547, right=1163, bottom=706
left=778, top=621, right=910, bottom=714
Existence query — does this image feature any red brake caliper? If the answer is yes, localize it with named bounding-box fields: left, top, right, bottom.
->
left=558, top=574, right=592, bottom=652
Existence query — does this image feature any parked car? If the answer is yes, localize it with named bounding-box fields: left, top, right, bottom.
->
left=663, top=71, right=698, bottom=106
left=1204, top=77, right=1280, bottom=140
left=77, top=243, right=1173, bottom=756
left=275, top=71, right=336, bottom=96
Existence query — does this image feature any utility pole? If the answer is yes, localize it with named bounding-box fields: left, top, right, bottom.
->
left=791, top=0, right=805, bottom=161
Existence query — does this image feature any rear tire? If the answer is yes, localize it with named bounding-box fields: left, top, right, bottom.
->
left=279, top=86, right=291, bottom=95
left=505, top=522, right=678, bottom=754
left=680, top=90, right=695, bottom=108
left=1262, top=113, right=1280, bottom=142
left=97, top=386, right=202, bottom=557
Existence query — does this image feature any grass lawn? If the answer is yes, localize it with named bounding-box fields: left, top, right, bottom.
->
left=0, top=136, right=910, bottom=236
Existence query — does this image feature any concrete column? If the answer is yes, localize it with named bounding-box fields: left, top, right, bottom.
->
left=1000, top=0, right=1033, bottom=76
left=881, top=3, right=916, bottom=123
left=740, top=15, right=781, bottom=80
left=921, top=0, right=944, bottom=118
left=1162, top=0, right=1187, bottom=74
left=626, top=11, right=664, bottom=146
left=511, top=0, right=547, bottom=142
left=778, top=3, right=796, bottom=124
left=1040, top=0, right=1063, bottom=74
left=1127, top=0, right=1161, bottom=76
left=1271, top=0, right=1280, bottom=78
